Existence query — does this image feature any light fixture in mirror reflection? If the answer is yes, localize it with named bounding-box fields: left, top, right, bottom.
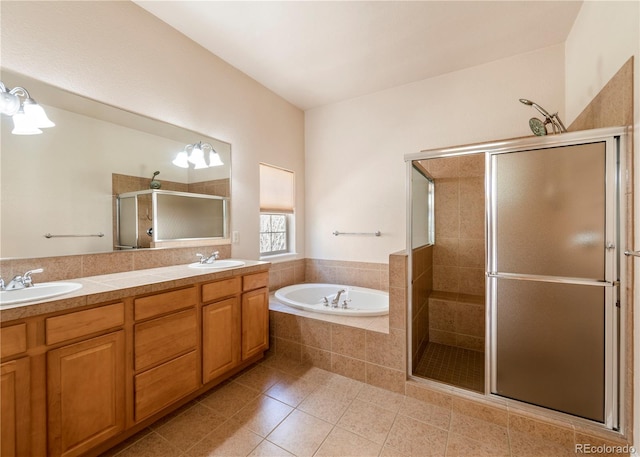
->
left=173, top=142, right=224, bottom=169
left=0, top=70, right=232, bottom=259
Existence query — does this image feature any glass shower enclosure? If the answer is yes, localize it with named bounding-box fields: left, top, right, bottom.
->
left=406, top=127, right=628, bottom=431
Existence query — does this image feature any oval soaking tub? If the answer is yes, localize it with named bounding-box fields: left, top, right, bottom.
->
left=274, top=283, right=389, bottom=316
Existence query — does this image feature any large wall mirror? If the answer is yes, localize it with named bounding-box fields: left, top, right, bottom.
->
left=1, top=70, right=232, bottom=259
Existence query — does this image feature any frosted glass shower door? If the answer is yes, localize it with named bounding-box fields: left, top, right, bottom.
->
left=488, top=140, right=617, bottom=425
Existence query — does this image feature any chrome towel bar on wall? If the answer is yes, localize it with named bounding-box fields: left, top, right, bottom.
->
left=44, top=232, right=104, bottom=238
left=332, top=230, right=381, bottom=237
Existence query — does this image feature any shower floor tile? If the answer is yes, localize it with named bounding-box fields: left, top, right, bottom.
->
left=414, top=342, right=485, bottom=393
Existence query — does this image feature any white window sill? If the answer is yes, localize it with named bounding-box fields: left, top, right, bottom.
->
left=259, top=252, right=300, bottom=263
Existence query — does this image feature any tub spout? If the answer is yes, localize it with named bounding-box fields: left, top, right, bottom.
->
left=331, top=289, right=346, bottom=307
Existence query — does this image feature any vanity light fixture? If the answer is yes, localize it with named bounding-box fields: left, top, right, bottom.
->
left=172, top=142, right=223, bottom=169
left=0, top=81, right=55, bottom=135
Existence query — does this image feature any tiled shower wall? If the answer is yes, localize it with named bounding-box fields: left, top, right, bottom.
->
left=411, top=245, right=433, bottom=368
left=417, top=154, right=486, bottom=350
left=419, top=154, right=485, bottom=297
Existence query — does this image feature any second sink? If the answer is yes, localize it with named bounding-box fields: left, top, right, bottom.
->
left=188, top=260, right=246, bottom=269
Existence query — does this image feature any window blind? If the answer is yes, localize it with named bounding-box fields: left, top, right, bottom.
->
left=260, top=163, right=294, bottom=213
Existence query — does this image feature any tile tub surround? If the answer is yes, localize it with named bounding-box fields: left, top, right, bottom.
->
left=103, top=354, right=632, bottom=457
left=269, top=253, right=407, bottom=393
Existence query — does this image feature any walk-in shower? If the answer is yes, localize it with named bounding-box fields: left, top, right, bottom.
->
left=409, top=153, right=486, bottom=393
left=406, top=127, right=629, bottom=431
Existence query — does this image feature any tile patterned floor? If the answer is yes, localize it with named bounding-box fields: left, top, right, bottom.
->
left=413, top=343, right=485, bottom=393
left=102, top=355, right=614, bottom=457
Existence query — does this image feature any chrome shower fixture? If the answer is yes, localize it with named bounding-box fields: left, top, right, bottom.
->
left=519, top=98, right=567, bottom=136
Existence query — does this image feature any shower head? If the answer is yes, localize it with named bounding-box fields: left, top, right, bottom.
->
left=519, top=98, right=552, bottom=118
left=519, top=98, right=567, bottom=134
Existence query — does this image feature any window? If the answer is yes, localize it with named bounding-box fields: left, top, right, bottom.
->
left=260, top=214, right=288, bottom=255
left=259, top=163, right=294, bottom=256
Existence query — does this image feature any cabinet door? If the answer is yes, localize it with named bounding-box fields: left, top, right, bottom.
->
left=1, top=358, right=30, bottom=457
left=47, top=331, right=125, bottom=457
left=241, top=287, right=269, bottom=360
left=202, top=297, right=240, bottom=383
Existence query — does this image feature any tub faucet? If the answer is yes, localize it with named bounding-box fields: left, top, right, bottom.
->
left=331, top=289, right=346, bottom=307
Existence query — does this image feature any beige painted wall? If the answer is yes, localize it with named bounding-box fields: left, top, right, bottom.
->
left=563, top=0, right=640, bottom=448
left=305, top=44, right=565, bottom=263
left=0, top=1, right=305, bottom=261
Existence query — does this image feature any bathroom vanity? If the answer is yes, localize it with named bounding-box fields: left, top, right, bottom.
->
left=0, top=261, right=270, bottom=457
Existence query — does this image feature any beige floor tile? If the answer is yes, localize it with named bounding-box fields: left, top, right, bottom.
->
left=356, top=384, right=406, bottom=412
left=231, top=395, right=293, bottom=437
left=260, top=355, right=303, bottom=374
left=449, top=413, right=509, bottom=454
left=399, top=396, right=451, bottom=431
left=445, top=432, right=510, bottom=457
left=314, top=426, right=382, bottom=457
left=115, top=431, right=183, bottom=457
left=186, top=421, right=263, bottom=457
left=155, top=403, right=227, bottom=451
left=199, top=381, right=261, bottom=418
left=266, top=410, right=333, bottom=457
left=285, top=363, right=336, bottom=384
left=235, top=365, right=289, bottom=393
left=247, top=440, right=295, bottom=457
left=264, top=373, right=319, bottom=407
left=509, top=430, right=575, bottom=457
left=297, top=385, right=355, bottom=423
left=385, top=415, right=449, bottom=456
left=324, top=373, right=365, bottom=399
left=337, top=399, right=397, bottom=444
left=379, top=445, right=411, bottom=457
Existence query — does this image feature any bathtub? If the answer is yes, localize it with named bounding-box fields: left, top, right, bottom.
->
left=274, top=283, right=389, bottom=316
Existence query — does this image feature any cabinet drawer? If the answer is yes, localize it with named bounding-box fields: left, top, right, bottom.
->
left=46, top=303, right=124, bottom=345
left=134, top=308, right=197, bottom=371
left=243, top=272, right=269, bottom=292
left=134, top=350, right=199, bottom=422
left=1, top=323, right=27, bottom=358
left=202, top=277, right=241, bottom=303
left=134, top=287, right=197, bottom=321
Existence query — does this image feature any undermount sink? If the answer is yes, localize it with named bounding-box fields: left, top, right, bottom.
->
left=0, top=282, right=83, bottom=307
left=188, top=260, right=246, bottom=269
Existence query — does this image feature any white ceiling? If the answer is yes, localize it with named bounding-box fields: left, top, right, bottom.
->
left=135, top=1, right=582, bottom=111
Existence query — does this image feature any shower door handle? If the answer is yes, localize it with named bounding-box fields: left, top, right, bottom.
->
left=624, top=250, right=640, bottom=257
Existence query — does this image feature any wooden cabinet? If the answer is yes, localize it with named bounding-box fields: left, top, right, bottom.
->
left=1, top=357, right=30, bottom=457
left=1, top=266, right=270, bottom=457
left=241, top=287, right=270, bottom=360
left=47, top=331, right=125, bottom=457
left=202, top=297, right=240, bottom=383
left=133, top=287, right=200, bottom=422
left=134, top=351, right=199, bottom=421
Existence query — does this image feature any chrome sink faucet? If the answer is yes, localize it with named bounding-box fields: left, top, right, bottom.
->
left=3, top=268, right=44, bottom=291
left=196, top=251, right=220, bottom=264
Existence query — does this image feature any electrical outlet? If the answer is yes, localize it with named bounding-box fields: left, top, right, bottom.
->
left=232, top=231, right=239, bottom=243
